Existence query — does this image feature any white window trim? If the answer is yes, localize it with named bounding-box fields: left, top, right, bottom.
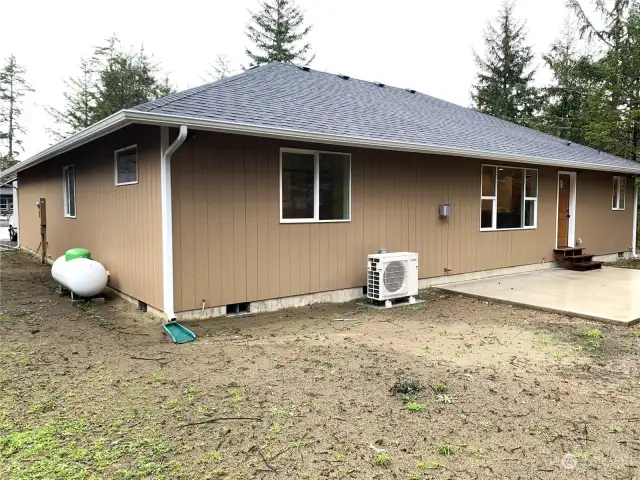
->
left=279, top=147, right=352, bottom=223
left=114, top=144, right=139, bottom=186
left=612, top=175, right=626, bottom=210
left=480, top=164, right=538, bottom=232
left=62, top=164, right=76, bottom=219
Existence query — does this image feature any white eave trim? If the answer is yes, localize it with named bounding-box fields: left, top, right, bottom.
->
left=123, top=110, right=640, bottom=174
left=3, top=108, right=640, bottom=180
left=0, top=111, right=130, bottom=179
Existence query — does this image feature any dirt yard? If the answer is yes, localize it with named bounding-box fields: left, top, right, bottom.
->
left=1, top=249, right=640, bottom=480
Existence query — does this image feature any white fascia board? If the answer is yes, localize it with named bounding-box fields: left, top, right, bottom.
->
left=4, top=108, right=640, bottom=180
left=0, top=111, right=130, bottom=180
left=124, top=110, right=640, bottom=175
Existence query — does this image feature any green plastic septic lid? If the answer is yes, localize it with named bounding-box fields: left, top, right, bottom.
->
left=65, top=248, right=92, bottom=262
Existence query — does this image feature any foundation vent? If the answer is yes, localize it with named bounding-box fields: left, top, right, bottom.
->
left=226, top=302, right=251, bottom=315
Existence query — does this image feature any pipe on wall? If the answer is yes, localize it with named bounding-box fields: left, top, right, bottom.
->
left=161, top=125, right=188, bottom=321
left=633, top=178, right=639, bottom=258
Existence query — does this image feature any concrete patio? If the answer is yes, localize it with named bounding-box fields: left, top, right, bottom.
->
left=435, top=266, right=640, bottom=326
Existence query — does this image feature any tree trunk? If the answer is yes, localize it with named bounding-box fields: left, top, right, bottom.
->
left=8, top=77, right=14, bottom=158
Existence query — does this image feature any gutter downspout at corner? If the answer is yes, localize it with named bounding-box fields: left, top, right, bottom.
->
left=161, top=125, right=188, bottom=321
left=633, top=177, right=639, bottom=258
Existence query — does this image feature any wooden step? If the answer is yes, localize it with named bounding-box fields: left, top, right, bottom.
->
left=553, top=247, right=585, bottom=257
left=563, top=254, right=595, bottom=262
left=553, top=246, right=602, bottom=271
left=571, top=261, right=603, bottom=271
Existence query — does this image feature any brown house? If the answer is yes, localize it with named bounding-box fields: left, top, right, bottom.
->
left=2, top=63, right=639, bottom=320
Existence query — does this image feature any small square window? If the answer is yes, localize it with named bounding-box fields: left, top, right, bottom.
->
left=115, top=145, right=138, bottom=185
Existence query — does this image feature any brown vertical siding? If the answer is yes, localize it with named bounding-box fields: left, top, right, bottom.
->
left=172, top=131, right=630, bottom=313
left=17, top=125, right=163, bottom=309
left=575, top=170, right=635, bottom=254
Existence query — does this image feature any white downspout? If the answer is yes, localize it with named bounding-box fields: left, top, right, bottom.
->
left=12, top=180, right=19, bottom=248
left=633, top=178, right=638, bottom=258
left=161, top=125, right=188, bottom=321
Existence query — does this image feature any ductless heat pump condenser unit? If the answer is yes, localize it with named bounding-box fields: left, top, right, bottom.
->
left=367, top=252, right=418, bottom=301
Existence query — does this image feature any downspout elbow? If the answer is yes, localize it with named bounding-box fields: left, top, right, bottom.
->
left=164, top=125, right=188, bottom=160
left=161, top=125, right=188, bottom=321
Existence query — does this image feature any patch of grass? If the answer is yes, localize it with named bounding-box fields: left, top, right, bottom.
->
left=608, top=425, right=623, bottom=433
left=231, top=388, right=243, bottom=403
left=207, top=450, right=222, bottom=462
left=552, top=352, right=567, bottom=360
left=572, top=451, right=589, bottom=460
left=437, top=444, right=454, bottom=456
left=150, top=372, right=166, bottom=383
left=582, top=329, right=603, bottom=339
left=375, top=454, right=391, bottom=467
left=268, top=404, right=297, bottom=418
left=331, top=451, right=346, bottom=462
left=529, top=422, right=550, bottom=435
left=165, top=399, right=180, bottom=409
left=634, top=331, right=640, bottom=338
left=74, top=301, right=96, bottom=315
left=472, top=447, right=486, bottom=457
left=617, top=383, right=631, bottom=393
left=417, top=460, right=444, bottom=469
left=17, top=351, right=33, bottom=366
left=266, top=423, right=281, bottom=441
left=28, top=398, right=56, bottom=414
left=436, top=394, right=455, bottom=404
left=406, top=401, right=426, bottom=412
left=391, top=379, right=423, bottom=396
left=292, top=438, right=314, bottom=448
left=583, top=338, right=601, bottom=348
left=186, top=385, right=200, bottom=395
left=432, top=382, right=448, bottom=394
left=0, top=313, right=10, bottom=322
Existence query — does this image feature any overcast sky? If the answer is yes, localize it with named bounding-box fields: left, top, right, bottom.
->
left=3, top=0, right=579, bottom=159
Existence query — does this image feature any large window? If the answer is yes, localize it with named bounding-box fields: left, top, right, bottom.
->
left=63, top=165, right=76, bottom=218
left=115, top=145, right=138, bottom=185
left=280, top=149, right=351, bottom=222
left=612, top=176, right=626, bottom=210
left=481, top=165, right=537, bottom=230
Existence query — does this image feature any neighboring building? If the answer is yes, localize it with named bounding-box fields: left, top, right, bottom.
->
left=1, top=63, right=638, bottom=319
left=0, top=185, right=13, bottom=217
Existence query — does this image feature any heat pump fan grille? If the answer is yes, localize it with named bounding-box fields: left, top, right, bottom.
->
left=383, top=261, right=406, bottom=293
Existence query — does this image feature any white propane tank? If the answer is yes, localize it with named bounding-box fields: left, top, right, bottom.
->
left=52, top=256, right=108, bottom=297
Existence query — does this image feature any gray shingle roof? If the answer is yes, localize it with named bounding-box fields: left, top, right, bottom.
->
left=136, top=62, right=637, bottom=171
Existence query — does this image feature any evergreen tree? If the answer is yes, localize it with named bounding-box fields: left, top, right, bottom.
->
left=539, top=19, right=597, bottom=143
left=48, top=36, right=174, bottom=139
left=46, top=58, right=97, bottom=140
left=206, top=54, right=234, bottom=81
left=245, top=0, right=314, bottom=66
left=0, top=55, right=34, bottom=170
left=472, top=1, right=538, bottom=125
left=92, top=37, right=173, bottom=122
left=568, top=0, right=640, bottom=161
